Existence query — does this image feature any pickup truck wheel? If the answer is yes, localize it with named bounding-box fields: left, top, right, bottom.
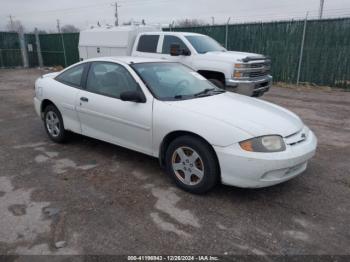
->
left=209, top=79, right=225, bottom=89
left=43, top=105, right=67, bottom=143
left=165, top=136, right=219, bottom=194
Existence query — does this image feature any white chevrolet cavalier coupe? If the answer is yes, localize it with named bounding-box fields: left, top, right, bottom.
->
left=34, top=57, right=317, bottom=193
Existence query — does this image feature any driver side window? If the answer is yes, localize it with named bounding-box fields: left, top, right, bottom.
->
left=162, top=35, right=189, bottom=54
left=86, top=62, right=139, bottom=99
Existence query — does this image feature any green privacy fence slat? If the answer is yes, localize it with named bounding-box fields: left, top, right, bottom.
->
left=62, top=33, right=80, bottom=66
left=39, top=33, right=79, bottom=67
left=0, top=32, right=22, bottom=67
left=300, top=19, right=350, bottom=88
left=167, top=18, right=350, bottom=88
left=24, top=34, right=38, bottom=67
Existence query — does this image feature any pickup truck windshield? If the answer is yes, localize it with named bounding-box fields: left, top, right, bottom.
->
left=131, top=62, right=224, bottom=101
left=185, top=35, right=226, bottom=54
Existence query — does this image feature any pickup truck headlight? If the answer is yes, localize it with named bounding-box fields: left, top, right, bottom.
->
left=239, top=135, right=286, bottom=152
left=235, top=63, right=249, bottom=69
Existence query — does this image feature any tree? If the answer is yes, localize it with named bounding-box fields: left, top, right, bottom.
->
left=6, top=19, right=25, bottom=33
left=60, top=24, right=79, bottom=33
left=176, top=18, right=206, bottom=27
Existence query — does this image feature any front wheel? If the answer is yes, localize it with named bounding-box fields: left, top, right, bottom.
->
left=165, top=136, right=219, bottom=194
left=43, top=105, right=67, bottom=143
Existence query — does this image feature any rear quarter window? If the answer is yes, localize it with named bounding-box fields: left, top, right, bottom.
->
left=55, top=63, right=86, bottom=87
left=137, top=35, right=159, bottom=53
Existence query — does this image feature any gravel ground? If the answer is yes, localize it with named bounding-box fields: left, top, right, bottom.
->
left=0, top=68, right=349, bottom=257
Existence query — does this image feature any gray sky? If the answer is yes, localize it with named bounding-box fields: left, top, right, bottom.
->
left=0, top=0, right=350, bottom=32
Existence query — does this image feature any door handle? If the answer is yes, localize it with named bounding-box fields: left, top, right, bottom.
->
left=80, top=97, right=89, bottom=102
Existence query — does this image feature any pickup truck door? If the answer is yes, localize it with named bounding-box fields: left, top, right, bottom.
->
left=159, top=35, right=193, bottom=68
left=76, top=61, right=153, bottom=155
left=132, top=34, right=162, bottom=59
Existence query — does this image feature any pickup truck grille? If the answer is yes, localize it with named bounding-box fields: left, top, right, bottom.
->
left=248, top=61, right=271, bottom=78
left=249, top=71, right=269, bottom=78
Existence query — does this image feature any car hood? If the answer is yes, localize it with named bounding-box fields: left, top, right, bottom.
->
left=199, top=51, right=266, bottom=63
left=165, top=92, right=303, bottom=138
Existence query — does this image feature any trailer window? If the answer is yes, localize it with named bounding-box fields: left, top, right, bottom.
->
left=137, top=35, right=159, bottom=53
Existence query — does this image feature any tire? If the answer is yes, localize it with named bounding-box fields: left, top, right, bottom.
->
left=208, top=79, right=225, bottom=89
left=165, top=135, right=219, bottom=194
left=43, top=104, right=67, bottom=143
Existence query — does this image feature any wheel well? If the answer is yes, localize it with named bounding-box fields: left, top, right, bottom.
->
left=40, top=99, right=55, bottom=118
left=159, top=131, right=221, bottom=174
left=197, top=70, right=225, bottom=84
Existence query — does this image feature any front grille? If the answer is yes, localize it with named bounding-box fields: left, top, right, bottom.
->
left=285, top=127, right=309, bottom=146
left=248, top=61, right=271, bottom=78
left=249, top=71, right=269, bottom=78
left=250, top=62, right=269, bottom=68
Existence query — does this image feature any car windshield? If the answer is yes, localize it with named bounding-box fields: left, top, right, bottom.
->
left=131, top=62, right=225, bottom=101
left=185, top=35, right=226, bottom=54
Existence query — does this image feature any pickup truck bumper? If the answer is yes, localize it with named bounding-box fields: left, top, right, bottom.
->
left=226, top=75, right=272, bottom=97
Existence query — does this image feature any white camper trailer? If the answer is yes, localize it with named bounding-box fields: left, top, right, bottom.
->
left=78, top=25, right=160, bottom=60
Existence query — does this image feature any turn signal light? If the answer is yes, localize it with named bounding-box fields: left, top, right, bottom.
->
left=233, top=71, right=243, bottom=78
left=239, top=140, right=254, bottom=152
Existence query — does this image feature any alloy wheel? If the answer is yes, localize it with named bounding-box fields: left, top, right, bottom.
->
left=171, top=146, right=204, bottom=186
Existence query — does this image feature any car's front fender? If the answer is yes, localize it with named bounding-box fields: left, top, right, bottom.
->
left=152, top=100, right=252, bottom=157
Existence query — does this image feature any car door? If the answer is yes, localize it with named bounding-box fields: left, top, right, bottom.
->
left=76, top=61, right=153, bottom=155
left=53, top=63, right=89, bottom=134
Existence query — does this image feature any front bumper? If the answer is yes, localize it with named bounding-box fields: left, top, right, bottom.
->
left=226, top=75, right=272, bottom=97
left=214, top=130, right=317, bottom=188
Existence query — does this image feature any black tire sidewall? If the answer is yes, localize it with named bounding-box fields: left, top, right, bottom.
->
left=165, top=135, right=219, bottom=194
left=43, top=105, right=66, bottom=143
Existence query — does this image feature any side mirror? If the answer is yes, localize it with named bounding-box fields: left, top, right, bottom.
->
left=120, top=91, right=146, bottom=103
left=170, top=44, right=180, bottom=56
left=181, top=49, right=191, bottom=56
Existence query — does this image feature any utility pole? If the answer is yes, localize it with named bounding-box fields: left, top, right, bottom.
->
left=112, top=1, right=121, bottom=26
left=8, top=15, right=14, bottom=31
left=56, top=19, right=61, bottom=33
left=319, top=0, right=325, bottom=19
left=211, top=16, right=215, bottom=25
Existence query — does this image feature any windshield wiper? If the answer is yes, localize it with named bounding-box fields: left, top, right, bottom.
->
left=174, top=95, right=183, bottom=99
left=194, top=88, right=214, bottom=97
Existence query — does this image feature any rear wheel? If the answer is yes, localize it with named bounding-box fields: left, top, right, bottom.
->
left=165, top=136, right=219, bottom=194
left=43, top=105, right=67, bottom=143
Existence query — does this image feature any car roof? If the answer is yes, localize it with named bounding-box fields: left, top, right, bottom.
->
left=82, top=56, right=167, bottom=65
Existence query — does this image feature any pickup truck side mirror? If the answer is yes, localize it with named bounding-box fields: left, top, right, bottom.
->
left=170, top=44, right=180, bottom=56
left=170, top=44, right=191, bottom=56
left=120, top=91, right=146, bottom=103
left=182, top=49, right=191, bottom=56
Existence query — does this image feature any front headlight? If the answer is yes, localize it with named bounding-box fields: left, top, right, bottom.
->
left=239, top=135, right=286, bottom=152
left=234, top=63, right=249, bottom=69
